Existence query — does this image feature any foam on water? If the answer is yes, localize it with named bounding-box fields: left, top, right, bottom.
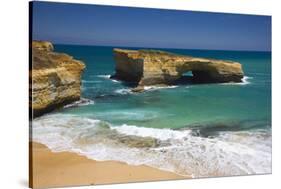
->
left=220, top=76, right=252, bottom=86
left=115, top=124, right=191, bottom=140
left=114, top=88, right=132, bottom=95
left=97, top=74, right=111, bottom=79
left=96, top=74, right=121, bottom=83
left=32, top=114, right=271, bottom=177
left=242, top=76, right=252, bottom=84
left=144, top=85, right=178, bottom=91
left=114, top=85, right=179, bottom=94
left=63, top=98, right=95, bottom=108
left=111, top=79, right=120, bottom=83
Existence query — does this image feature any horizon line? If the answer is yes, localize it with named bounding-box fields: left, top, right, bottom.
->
left=48, top=41, right=271, bottom=53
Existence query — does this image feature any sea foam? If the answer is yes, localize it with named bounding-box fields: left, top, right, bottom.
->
left=63, top=98, right=94, bottom=108
left=96, top=74, right=121, bottom=83
left=97, top=74, right=111, bottom=79
left=114, top=85, right=179, bottom=94
left=220, top=76, right=253, bottom=86
left=114, top=88, right=132, bottom=95
left=143, top=85, right=178, bottom=90
left=32, top=114, right=271, bottom=177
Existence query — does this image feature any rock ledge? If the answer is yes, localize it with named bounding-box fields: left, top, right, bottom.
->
left=112, top=48, right=244, bottom=87
left=30, top=41, right=85, bottom=117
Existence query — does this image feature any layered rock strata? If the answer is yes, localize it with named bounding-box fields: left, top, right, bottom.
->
left=112, top=48, right=244, bottom=88
left=30, top=41, right=85, bottom=117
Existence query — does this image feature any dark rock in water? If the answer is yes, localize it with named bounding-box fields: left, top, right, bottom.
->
left=112, top=48, right=244, bottom=90
left=79, top=124, right=161, bottom=148
left=117, top=135, right=160, bottom=148
left=109, top=74, right=117, bottom=80
left=181, top=119, right=269, bottom=138
left=31, top=41, right=85, bottom=118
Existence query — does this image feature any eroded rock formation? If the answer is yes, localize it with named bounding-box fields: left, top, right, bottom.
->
left=30, top=41, right=85, bottom=117
left=112, top=49, right=244, bottom=88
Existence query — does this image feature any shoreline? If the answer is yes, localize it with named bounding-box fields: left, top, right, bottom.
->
left=30, top=142, right=188, bottom=188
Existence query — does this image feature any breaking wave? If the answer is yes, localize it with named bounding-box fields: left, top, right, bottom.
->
left=220, top=76, right=252, bottom=86
left=32, top=114, right=271, bottom=177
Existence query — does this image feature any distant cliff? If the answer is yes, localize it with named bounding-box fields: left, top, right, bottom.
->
left=30, top=41, right=85, bottom=117
left=112, top=48, right=244, bottom=90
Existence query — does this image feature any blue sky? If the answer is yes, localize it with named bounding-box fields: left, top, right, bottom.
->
left=32, top=1, right=271, bottom=51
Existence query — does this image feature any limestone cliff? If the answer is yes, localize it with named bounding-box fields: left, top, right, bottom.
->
left=112, top=49, right=244, bottom=87
left=30, top=41, right=85, bottom=117
left=32, top=41, right=54, bottom=51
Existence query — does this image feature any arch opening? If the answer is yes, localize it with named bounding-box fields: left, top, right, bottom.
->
left=174, top=71, right=194, bottom=85
left=174, top=70, right=216, bottom=85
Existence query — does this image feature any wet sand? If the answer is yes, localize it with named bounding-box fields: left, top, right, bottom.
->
left=30, top=142, right=188, bottom=188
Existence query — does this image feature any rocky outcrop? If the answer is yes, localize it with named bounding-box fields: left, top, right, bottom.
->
left=30, top=41, right=85, bottom=117
left=32, top=41, right=54, bottom=51
left=112, top=49, right=244, bottom=87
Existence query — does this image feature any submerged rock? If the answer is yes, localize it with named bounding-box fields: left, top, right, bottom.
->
left=117, top=135, right=160, bottom=148
left=112, top=48, right=244, bottom=87
left=30, top=41, right=85, bottom=117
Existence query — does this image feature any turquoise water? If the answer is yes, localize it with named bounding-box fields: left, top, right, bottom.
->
left=33, top=45, right=272, bottom=177
left=56, top=45, right=271, bottom=129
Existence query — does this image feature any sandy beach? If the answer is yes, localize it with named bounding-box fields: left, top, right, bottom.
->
left=29, top=142, right=187, bottom=188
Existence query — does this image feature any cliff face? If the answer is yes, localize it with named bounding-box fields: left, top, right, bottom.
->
left=30, top=41, right=85, bottom=117
left=112, top=49, right=244, bottom=87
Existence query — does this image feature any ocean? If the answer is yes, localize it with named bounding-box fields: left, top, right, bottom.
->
left=32, top=44, right=272, bottom=177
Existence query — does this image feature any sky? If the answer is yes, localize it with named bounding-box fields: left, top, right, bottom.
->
left=31, top=1, right=271, bottom=51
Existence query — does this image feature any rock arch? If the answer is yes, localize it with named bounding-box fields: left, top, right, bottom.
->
left=112, top=48, right=244, bottom=87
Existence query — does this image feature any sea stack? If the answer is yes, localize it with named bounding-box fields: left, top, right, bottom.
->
left=30, top=41, right=85, bottom=117
left=111, top=49, right=244, bottom=88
